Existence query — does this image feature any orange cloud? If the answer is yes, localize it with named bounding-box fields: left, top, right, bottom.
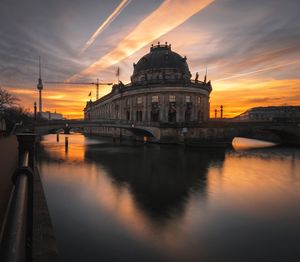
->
left=69, top=0, right=214, bottom=81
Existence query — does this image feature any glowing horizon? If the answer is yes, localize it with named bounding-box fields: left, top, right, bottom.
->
left=6, top=76, right=300, bottom=119
left=1, top=0, right=299, bottom=119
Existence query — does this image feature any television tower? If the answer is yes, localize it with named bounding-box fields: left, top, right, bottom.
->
left=37, top=56, right=43, bottom=113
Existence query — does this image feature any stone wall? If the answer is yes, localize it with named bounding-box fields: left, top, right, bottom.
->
left=0, top=136, right=18, bottom=230
left=83, top=124, right=300, bottom=146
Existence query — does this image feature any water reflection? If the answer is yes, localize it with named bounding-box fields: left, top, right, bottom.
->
left=83, top=142, right=225, bottom=222
left=37, top=134, right=300, bottom=262
left=232, top=137, right=277, bottom=150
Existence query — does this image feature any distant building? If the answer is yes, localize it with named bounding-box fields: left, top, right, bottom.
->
left=84, top=43, right=212, bottom=125
left=234, top=106, right=300, bottom=122
left=39, top=111, right=63, bottom=120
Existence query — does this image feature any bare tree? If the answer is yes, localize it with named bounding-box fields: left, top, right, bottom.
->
left=0, top=87, right=19, bottom=110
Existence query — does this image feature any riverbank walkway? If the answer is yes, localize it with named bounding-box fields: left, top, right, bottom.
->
left=0, top=136, right=18, bottom=233
left=0, top=134, right=60, bottom=261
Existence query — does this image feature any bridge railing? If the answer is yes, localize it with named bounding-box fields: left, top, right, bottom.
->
left=34, top=118, right=300, bottom=130
left=0, top=134, right=36, bottom=262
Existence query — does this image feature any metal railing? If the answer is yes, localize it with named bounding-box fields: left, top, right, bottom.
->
left=0, top=149, right=34, bottom=262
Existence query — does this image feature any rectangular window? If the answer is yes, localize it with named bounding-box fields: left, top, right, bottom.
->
left=197, top=96, right=201, bottom=104
left=169, top=95, right=176, bottom=102
left=137, top=96, right=142, bottom=104
left=152, top=96, right=159, bottom=102
left=186, top=96, right=191, bottom=103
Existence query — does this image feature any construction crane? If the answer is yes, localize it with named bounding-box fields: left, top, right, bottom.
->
left=45, top=78, right=113, bottom=100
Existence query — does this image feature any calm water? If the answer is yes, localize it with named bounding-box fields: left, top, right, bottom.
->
left=37, top=134, right=300, bottom=262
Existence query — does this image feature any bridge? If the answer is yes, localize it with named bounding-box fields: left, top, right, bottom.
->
left=30, top=119, right=300, bottom=146
left=33, top=119, right=161, bottom=139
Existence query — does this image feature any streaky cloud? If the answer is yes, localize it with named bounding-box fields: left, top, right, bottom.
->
left=69, top=0, right=214, bottom=81
left=215, top=61, right=300, bottom=82
left=80, top=0, right=132, bottom=55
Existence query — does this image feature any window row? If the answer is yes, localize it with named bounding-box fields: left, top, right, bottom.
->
left=126, top=95, right=203, bottom=104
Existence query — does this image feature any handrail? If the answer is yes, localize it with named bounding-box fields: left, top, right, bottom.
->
left=19, top=151, right=29, bottom=168
left=0, top=150, right=33, bottom=262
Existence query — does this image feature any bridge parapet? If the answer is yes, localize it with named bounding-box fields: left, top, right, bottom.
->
left=32, top=119, right=300, bottom=146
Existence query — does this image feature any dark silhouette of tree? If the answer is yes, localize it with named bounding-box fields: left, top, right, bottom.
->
left=0, top=87, right=19, bottom=110
left=0, top=87, right=33, bottom=134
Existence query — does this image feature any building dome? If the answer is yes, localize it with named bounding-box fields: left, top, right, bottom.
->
left=131, top=42, right=192, bottom=85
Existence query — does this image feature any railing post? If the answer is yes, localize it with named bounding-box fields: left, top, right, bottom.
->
left=16, top=134, right=36, bottom=170
left=0, top=149, right=34, bottom=262
left=16, top=133, right=36, bottom=261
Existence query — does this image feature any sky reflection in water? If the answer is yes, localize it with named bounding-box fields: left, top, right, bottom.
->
left=37, top=134, right=300, bottom=262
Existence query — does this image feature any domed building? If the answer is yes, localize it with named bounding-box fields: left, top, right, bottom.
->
left=84, top=43, right=212, bottom=139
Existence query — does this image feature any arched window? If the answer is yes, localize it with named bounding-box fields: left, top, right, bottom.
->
left=168, top=109, right=176, bottom=122
left=168, top=99, right=176, bottom=122
left=185, top=97, right=192, bottom=122
left=185, top=110, right=191, bottom=122
left=151, top=99, right=159, bottom=122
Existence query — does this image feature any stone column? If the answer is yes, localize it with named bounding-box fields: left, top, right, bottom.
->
left=192, top=95, right=196, bottom=121
left=143, top=96, right=147, bottom=123
left=177, top=94, right=183, bottom=122
left=147, top=95, right=151, bottom=123
left=162, top=95, right=168, bottom=122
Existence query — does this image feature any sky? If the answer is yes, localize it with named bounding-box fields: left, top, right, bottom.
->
left=0, top=0, right=299, bottom=118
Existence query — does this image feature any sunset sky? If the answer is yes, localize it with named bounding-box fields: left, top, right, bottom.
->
left=0, top=0, right=299, bottom=118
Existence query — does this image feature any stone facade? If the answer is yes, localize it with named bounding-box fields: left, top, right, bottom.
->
left=84, top=43, right=212, bottom=138
left=84, top=86, right=210, bottom=123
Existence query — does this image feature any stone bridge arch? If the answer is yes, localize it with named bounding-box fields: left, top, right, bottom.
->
left=125, top=126, right=160, bottom=140
left=101, top=124, right=160, bottom=141
left=228, top=125, right=300, bottom=145
left=234, top=128, right=281, bottom=143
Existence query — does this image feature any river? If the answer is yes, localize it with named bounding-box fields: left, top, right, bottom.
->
left=37, top=133, right=300, bottom=262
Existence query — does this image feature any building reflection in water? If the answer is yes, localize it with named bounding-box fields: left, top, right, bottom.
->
left=37, top=134, right=300, bottom=262
left=83, top=142, right=225, bottom=223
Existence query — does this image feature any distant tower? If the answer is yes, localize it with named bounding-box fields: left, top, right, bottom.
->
left=220, top=105, right=223, bottom=119
left=37, top=56, right=43, bottom=113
